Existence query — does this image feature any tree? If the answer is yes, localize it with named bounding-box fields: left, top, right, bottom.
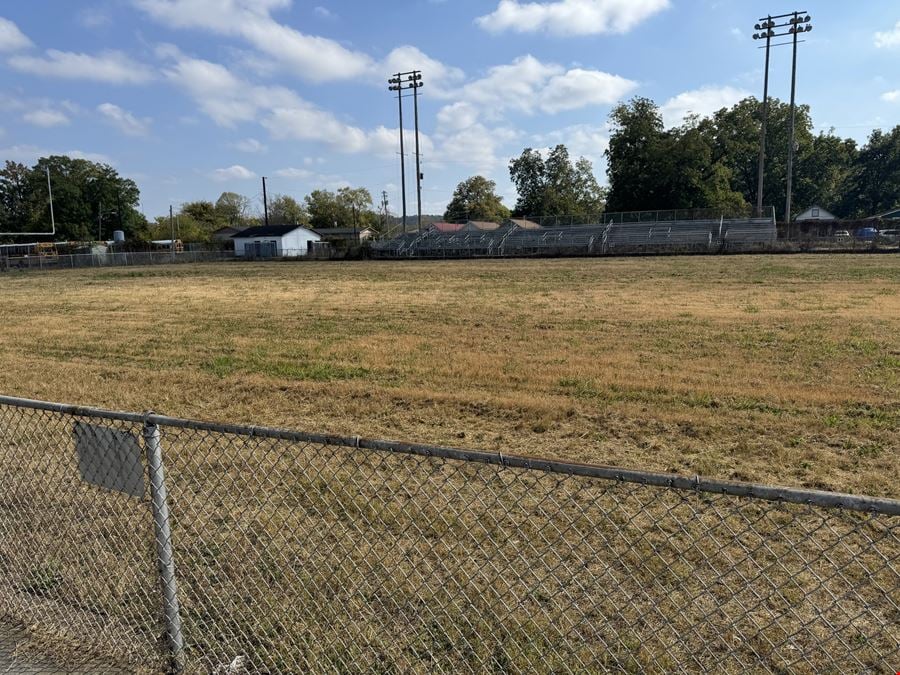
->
left=215, top=192, right=250, bottom=227
left=444, top=176, right=510, bottom=222
left=837, top=126, right=900, bottom=218
left=181, top=201, right=220, bottom=230
left=1, top=155, right=146, bottom=241
left=605, top=97, right=667, bottom=212
left=268, top=194, right=308, bottom=225
left=509, top=145, right=605, bottom=218
left=508, top=149, right=545, bottom=216
left=305, top=187, right=376, bottom=229
left=0, top=161, right=32, bottom=233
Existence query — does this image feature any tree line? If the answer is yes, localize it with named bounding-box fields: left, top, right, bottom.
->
left=0, top=156, right=382, bottom=242
left=446, top=96, right=900, bottom=222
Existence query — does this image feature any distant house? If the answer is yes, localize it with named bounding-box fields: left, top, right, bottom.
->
left=232, top=224, right=321, bottom=258
left=795, top=206, right=836, bottom=221
left=312, top=227, right=376, bottom=244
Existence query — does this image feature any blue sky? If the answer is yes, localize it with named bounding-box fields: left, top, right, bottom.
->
left=1, top=0, right=899, bottom=218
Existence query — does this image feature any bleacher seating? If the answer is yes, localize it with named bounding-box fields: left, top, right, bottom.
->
left=371, top=217, right=777, bottom=258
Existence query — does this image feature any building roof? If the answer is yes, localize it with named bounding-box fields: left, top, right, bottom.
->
left=233, top=224, right=315, bottom=238
left=312, top=227, right=374, bottom=236
left=874, top=208, right=900, bottom=219
left=465, top=220, right=501, bottom=231
left=795, top=205, right=837, bottom=221
left=212, top=226, right=241, bottom=234
left=432, top=222, right=466, bottom=233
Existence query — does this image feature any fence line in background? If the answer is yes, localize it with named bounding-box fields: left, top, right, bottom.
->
left=0, top=394, right=897, bottom=673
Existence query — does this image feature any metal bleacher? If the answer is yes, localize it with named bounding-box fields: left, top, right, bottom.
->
left=372, top=216, right=777, bottom=259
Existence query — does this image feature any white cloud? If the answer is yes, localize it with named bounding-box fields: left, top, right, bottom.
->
left=313, top=6, right=335, bottom=19
left=540, top=68, right=636, bottom=113
left=378, top=45, right=465, bottom=95
left=874, top=21, right=900, bottom=48
left=0, top=17, right=32, bottom=51
left=210, top=164, right=257, bottom=181
left=162, top=51, right=428, bottom=157
left=440, top=55, right=635, bottom=117
left=881, top=90, right=900, bottom=103
left=23, top=109, right=70, bottom=127
left=533, top=123, right=609, bottom=166
left=8, top=49, right=154, bottom=83
left=135, top=0, right=371, bottom=81
left=79, top=8, right=113, bottom=28
left=97, top=103, right=151, bottom=136
left=477, top=0, right=669, bottom=36
left=660, top=85, right=751, bottom=128
left=274, top=167, right=312, bottom=179
left=233, top=138, right=268, bottom=153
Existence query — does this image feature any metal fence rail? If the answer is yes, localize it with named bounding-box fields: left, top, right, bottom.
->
left=0, top=395, right=897, bottom=673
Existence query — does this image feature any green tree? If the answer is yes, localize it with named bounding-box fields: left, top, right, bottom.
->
left=268, top=194, right=308, bottom=225
left=14, top=156, right=145, bottom=241
left=837, top=126, right=900, bottom=218
left=605, top=97, right=667, bottom=212
left=336, top=187, right=374, bottom=229
left=0, top=161, right=32, bottom=233
left=305, top=189, right=341, bottom=230
left=509, top=145, right=605, bottom=217
left=215, top=192, right=250, bottom=227
left=508, top=148, right=545, bottom=216
left=444, top=176, right=510, bottom=222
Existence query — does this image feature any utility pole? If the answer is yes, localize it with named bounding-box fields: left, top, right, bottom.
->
left=753, top=11, right=812, bottom=224
left=389, top=70, right=424, bottom=232
left=388, top=74, right=408, bottom=233
left=753, top=16, right=774, bottom=217
left=169, top=205, right=175, bottom=262
left=98, top=200, right=103, bottom=242
left=409, top=70, right=424, bottom=231
left=262, top=176, right=269, bottom=227
left=381, top=190, right=389, bottom=231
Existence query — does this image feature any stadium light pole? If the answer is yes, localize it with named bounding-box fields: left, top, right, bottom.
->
left=388, top=75, right=408, bottom=233
left=752, top=16, right=774, bottom=218
left=753, top=11, right=812, bottom=223
left=409, top=71, right=424, bottom=232
left=388, top=70, right=424, bottom=233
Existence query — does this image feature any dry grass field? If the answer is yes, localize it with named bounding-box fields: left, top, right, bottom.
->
left=0, top=253, right=897, bottom=498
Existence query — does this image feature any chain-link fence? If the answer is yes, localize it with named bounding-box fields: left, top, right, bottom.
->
left=0, top=250, right=235, bottom=273
left=0, top=395, right=897, bottom=673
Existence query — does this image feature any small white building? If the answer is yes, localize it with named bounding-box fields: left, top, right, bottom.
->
left=232, top=224, right=322, bottom=258
left=795, top=205, right=837, bottom=222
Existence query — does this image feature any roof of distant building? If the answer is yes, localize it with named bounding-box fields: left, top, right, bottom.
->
left=312, top=227, right=375, bottom=236
left=466, top=220, right=501, bottom=231
left=233, top=224, right=316, bottom=238
left=432, top=222, right=466, bottom=233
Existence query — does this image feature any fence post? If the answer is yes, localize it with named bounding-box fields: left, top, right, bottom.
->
left=142, top=419, right=185, bottom=673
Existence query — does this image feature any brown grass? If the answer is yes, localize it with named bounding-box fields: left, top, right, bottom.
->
left=0, top=254, right=897, bottom=497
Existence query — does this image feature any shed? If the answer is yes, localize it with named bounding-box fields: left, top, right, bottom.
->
left=795, top=206, right=836, bottom=222
left=232, top=224, right=321, bottom=258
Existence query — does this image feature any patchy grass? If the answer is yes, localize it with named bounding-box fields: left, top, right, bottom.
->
left=0, top=253, right=897, bottom=497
